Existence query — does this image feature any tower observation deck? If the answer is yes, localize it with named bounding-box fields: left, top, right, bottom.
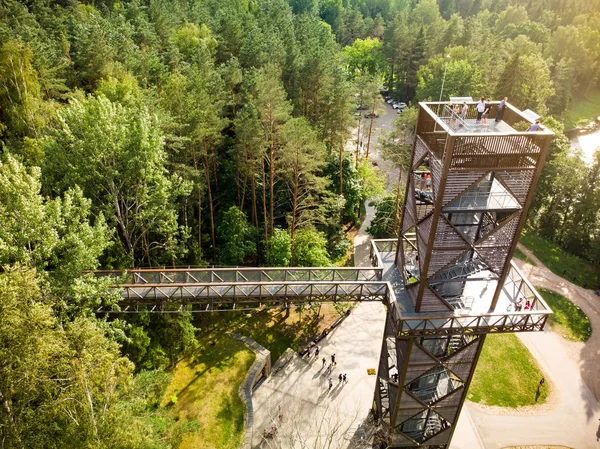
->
left=97, top=101, right=553, bottom=449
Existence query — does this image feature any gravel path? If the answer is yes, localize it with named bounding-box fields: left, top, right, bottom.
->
left=515, top=243, right=600, bottom=401
left=465, top=245, right=600, bottom=449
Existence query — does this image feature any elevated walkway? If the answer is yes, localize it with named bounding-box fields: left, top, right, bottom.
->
left=97, top=240, right=552, bottom=337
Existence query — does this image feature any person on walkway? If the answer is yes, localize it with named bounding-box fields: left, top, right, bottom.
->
left=482, top=98, right=491, bottom=125
left=338, top=373, right=343, bottom=384
left=495, top=97, right=507, bottom=122
left=525, top=300, right=531, bottom=310
left=331, top=354, right=336, bottom=365
left=322, top=357, right=326, bottom=368
left=328, top=377, right=333, bottom=390
left=451, top=104, right=460, bottom=129
left=315, top=346, right=320, bottom=357
left=476, top=97, right=486, bottom=123
left=343, top=374, right=347, bottom=384
left=515, top=297, right=523, bottom=311
left=527, top=119, right=544, bottom=131
left=461, top=102, right=468, bottom=121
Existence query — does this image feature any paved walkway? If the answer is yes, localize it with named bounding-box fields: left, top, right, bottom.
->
left=515, top=243, right=600, bottom=400
left=466, top=244, right=600, bottom=449
left=250, top=113, right=390, bottom=448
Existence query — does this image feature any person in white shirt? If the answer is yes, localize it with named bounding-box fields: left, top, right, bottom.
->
left=476, top=97, right=486, bottom=123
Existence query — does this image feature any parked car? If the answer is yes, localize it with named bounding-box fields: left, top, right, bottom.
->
left=364, top=112, right=379, bottom=118
left=393, top=101, right=407, bottom=110
left=386, top=98, right=394, bottom=104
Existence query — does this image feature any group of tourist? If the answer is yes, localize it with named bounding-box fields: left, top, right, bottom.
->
left=450, top=97, right=544, bottom=132
left=304, top=344, right=349, bottom=391
left=507, top=297, right=532, bottom=312
left=450, top=96, right=507, bottom=129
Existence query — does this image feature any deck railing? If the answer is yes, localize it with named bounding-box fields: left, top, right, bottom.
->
left=96, top=239, right=551, bottom=335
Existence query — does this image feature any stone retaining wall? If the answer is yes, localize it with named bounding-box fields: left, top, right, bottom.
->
left=231, top=333, right=271, bottom=449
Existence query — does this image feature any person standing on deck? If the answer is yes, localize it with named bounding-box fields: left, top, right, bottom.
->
left=495, top=97, right=507, bottom=122
left=476, top=97, right=486, bottom=123
left=461, top=102, right=468, bottom=121
left=482, top=99, right=491, bottom=125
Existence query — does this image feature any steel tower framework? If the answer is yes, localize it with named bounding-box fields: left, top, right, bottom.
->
left=371, top=102, right=554, bottom=447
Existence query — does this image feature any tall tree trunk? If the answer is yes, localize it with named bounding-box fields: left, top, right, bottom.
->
left=251, top=171, right=260, bottom=262
left=339, top=139, right=344, bottom=196
left=356, top=115, right=362, bottom=168
left=192, top=148, right=202, bottom=253
left=269, top=140, right=275, bottom=238
left=261, top=158, right=269, bottom=253
left=203, top=152, right=216, bottom=261
left=366, top=108, right=375, bottom=161
left=290, top=161, right=299, bottom=264
left=393, top=170, right=403, bottom=234
left=110, top=181, right=134, bottom=265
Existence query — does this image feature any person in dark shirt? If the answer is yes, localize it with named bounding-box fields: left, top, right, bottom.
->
left=495, top=97, right=507, bottom=122
left=527, top=120, right=544, bottom=131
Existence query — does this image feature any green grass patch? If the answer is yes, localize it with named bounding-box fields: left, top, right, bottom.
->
left=468, top=334, right=549, bottom=407
left=538, top=288, right=592, bottom=342
left=561, top=87, right=600, bottom=129
left=161, top=306, right=346, bottom=448
left=513, top=247, right=536, bottom=265
left=162, top=334, right=255, bottom=449
left=520, top=231, right=600, bottom=289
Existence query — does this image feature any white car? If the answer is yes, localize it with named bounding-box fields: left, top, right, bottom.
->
left=393, top=102, right=407, bottom=110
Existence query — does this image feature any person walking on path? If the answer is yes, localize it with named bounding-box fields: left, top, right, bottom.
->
left=461, top=102, right=468, bottom=121
left=338, top=373, right=343, bottom=384
left=328, top=377, right=333, bottom=390
left=322, top=357, right=326, bottom=368
left=315, top=346, right=320, bottom=357
left=331, top=354, right=336, bottom=365
left=495, top=97, right=507, bottom=122
left=343, top=374, right=347, bottom=384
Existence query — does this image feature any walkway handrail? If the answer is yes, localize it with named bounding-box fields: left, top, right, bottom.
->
left=96, top=266, right=384, bottom=285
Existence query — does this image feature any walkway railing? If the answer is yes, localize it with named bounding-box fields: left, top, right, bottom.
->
left=96, top=239, right=551, bottom=335
left=96, top=266, right=383, bottom=285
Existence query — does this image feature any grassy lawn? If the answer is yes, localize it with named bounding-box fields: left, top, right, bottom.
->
left=513, top=247, right=536, bottom=265
left=561, top=87, right=600, bottom=129
left=468, top=334, right=550, bottom=407
left=538, top=288, right=592, bottom=342
left=162, top=334, right=255, bottom=449
left=520, top=231, right=600, bottom=289
left=161, top=305, right=348, bottom=449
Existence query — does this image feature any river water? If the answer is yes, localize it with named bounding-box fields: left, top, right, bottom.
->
left=570, top=128, right=600, bottom=165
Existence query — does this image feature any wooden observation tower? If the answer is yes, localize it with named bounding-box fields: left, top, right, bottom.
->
left=371, top=101, right=554, bottom=448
